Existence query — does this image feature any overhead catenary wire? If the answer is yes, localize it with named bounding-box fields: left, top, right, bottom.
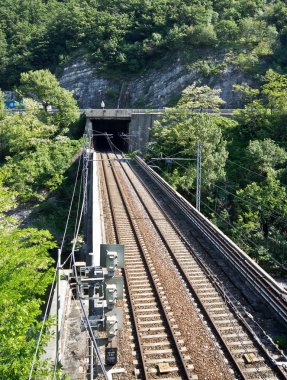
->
left=68, top=154, right=109, bottom=379
left=139, top=153, right=287, bottom=270
left=28, top=269, right=58, bottom=380
left=29, top=150, right=85, bottom=380
left=98, top=132, right=286, bottom=264
left=29, top=139, right=108, bottom=379
left=67, top=138, right=108, bottom=375
left=60, top=152, right=83, bottom=253
left=152, top=150, right=287, bottom=230
left=211, top=182, right=287, bottom=229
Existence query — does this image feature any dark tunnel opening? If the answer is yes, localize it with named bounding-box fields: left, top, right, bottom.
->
left=92, top=119, right=130, bottom=152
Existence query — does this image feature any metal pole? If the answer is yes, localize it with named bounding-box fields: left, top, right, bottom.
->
left=90, top=337, right=94, bottom=380
left=196, top=141, right=202, bottom=212
left=56, top=248, right=61, bottom=365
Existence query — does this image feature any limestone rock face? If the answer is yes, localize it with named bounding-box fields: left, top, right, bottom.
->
left=60, top=61, right=120, bottom=109
left=59, top=58, right=251, bottom=109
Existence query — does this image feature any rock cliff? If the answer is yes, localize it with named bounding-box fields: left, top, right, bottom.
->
left=59, top=56, right=251, bottom=109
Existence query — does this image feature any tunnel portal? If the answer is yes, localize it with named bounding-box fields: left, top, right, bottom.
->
left=92, top=119, right=130, bottom=152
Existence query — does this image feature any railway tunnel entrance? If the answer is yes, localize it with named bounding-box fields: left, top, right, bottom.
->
left=92, top=119, right=130, bottom=152
left=85, top=109, right=163, bottom=153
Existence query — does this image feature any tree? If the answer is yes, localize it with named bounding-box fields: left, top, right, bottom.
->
left=0, top=227, right=55, bottom=379
left=148, top=108, right=228, bottom=193
left=246, top=139, right=287, bottom=176
left=1, top=138, right=81, bottom=201
left=215, top=19, right=239, bottom=43
left=0, top=112, right=56, bottom=159
left=262, top=69, right=287, bottom=111
left=19, top=70, right=79, bottom=130
left=234, top=175, right=287, bottom=240
left=178, top=84, right=225, bottom=110
left=233, top=82, right=260, bottom=103
left=0, top=29, right=7, bottom=73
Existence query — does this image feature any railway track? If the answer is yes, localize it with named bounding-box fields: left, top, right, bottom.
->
left=132, top=156, right=287, bottom=321
left=98, top=152, right=287, bottom=379
left=99, top=153, right=196, bottom=379
left=118, top=155, right=287, bottom=380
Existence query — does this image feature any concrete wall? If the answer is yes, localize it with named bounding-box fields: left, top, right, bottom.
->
left=84, top=108, right=235, bottom=152
left=84, top=109, right=163, bottom=152
left=129, top=112, right=159, bottom=152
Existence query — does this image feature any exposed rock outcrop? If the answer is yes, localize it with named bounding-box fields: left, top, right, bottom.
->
left=59, top=57, right=251, bottom=109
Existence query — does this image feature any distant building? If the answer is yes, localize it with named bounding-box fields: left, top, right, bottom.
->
left=5, top=100, right=17, bottom=109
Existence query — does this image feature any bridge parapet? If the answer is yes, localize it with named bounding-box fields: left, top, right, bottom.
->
left=82, top=108, right=164, bottom=119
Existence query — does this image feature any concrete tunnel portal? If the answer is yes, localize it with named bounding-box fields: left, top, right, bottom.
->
left=85, top=109, right=163, bottom=153
left=92, top=119, right=130, bottom=152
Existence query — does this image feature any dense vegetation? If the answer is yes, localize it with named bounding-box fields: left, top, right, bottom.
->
left=1, top=0, right=287, bottom=88
left=1, top=0, right=287, bottom=375
left=0, top=70, right=81, bottom=378
left=147, top=70, right=287, bottom=275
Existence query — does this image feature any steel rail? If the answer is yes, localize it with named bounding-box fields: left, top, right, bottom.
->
left=117, top=156, right=250, bottom=379
left=103, top=152, right=192, bottom=379
left=134, top=156, right=287, bottom=326
left=117, top=155, right=287, bottom=380
left=99, top=153, right=148, bottom=379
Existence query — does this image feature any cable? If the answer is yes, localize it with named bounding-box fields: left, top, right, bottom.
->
left=106, top=133, right=124, bottom=155
left=70, top=252, right=108, bottom=379
left=30, top=142, right=88, bottom=378
left=211, top=182, right=287, bottom=229
left=66, top=148, right=109, bottom=379
left=139, top=154, right=287, bottom=270
left=72, top=171, right=83, bottom=244
left=28, top=269, right=58, bottom=380
left=149, top=150, right=287, bottom=232
left=60, top=153, right=83, bottom=254
left=226, top=157, right=287, bottom=188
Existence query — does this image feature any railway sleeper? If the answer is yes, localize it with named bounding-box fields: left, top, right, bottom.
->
left=137, top=307, right=159, bottom=313
left=138, top=313, right=163, bottom=319
left=144, top=349, right=174, bottom=355
left=138, top=320, right=163, bottom=325
left=142, top=334, right=168, bottom=339
left=143, top=341, right=171, bottom=347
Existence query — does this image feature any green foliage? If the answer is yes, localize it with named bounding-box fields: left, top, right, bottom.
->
left=0, top=89, right=5, bottom=119
left=233, top=83, right=260, bottom=103
left=178, top=84, right=225, bottom=110
left=147, top=74, right=287, bottom=272
left=0, top=72, right=82, bottom=201
left=148, top=108, right=228, bottom=193
left=2, top=137, right=81, bottom=201
left=0, top=63, right=82, bottom=379
left=1, top=0, right=287, bottom=86
left=215, top=20, right=239, bottom=43
left=234, top=70, right=287, bottom=141
left=246, top=139, right=287, bottom=177
left=275, top=336, right=287, bottom=350
left=0, top=112, right=56, bottom=159
left=234, top=176, right=287, bottom=241
left=19, top=70, right=79, bottom=130
left=262, top=69, right=287, bottom=110
left=0, top=226, right=55, bottom=379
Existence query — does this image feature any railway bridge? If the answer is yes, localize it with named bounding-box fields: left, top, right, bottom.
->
left=53, top=116, right=287, bottom=380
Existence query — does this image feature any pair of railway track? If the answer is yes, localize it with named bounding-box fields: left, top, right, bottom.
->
left=98, top=152, right=287, bottom=380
